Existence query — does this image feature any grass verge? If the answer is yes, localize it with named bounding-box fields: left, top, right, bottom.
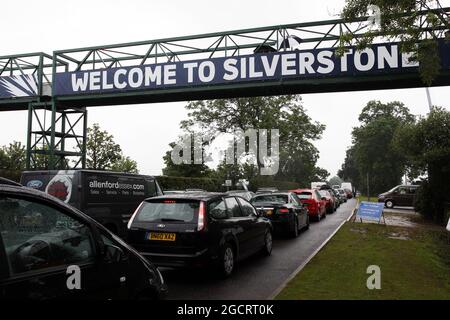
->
left=276, top=221, right=450, bottom=300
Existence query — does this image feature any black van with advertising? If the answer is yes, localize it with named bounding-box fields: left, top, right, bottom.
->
left=20, top=170, right=163, bottom=237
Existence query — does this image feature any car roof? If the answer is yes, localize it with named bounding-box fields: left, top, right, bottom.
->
left=0, top=184, right=87, bottom=216
left=21, top=169, right=156, bottom=178
left=290, top=188, right=315, bottom=193
left=0, top=177, right=22, bottom=187
left=253, top=192, right=291, bottom=197
left=145, top=192, right=228, bottom=201
left=226, top=190, right=252, bottom=193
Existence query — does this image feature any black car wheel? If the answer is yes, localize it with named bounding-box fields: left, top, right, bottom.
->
left=218, top=243, right=235, bottom=278
left=304, top=215, right=310, bottom=230
left=262, top=229, right=273, bottom=256
left=385, top=200, right=394, bottom=209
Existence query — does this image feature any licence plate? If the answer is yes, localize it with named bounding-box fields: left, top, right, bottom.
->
left=147, top=232, right=176, bottom=241
left=265, top=210, right=273, bottom=215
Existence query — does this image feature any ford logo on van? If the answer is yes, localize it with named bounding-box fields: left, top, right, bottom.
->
left=27, top=180, right=43, bottom=189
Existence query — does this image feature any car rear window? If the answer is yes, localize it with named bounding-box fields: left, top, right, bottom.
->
left=252, top=195, right=288, bottom=204
left=296, top=192, right=312, bottom=199
left=134, top=200, right=199, bottom=223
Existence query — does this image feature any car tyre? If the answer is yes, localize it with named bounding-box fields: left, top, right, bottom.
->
left=304, top=215, right=310, bottom=230
left=218, top=243, right=235, bottom=278
left=385, top=200, right=394, bottom=209
left=315, top=211, right=321, bottom=222
left=290, top=217, right=299, bottom=238
left=261, top=229, right=273, bottom=256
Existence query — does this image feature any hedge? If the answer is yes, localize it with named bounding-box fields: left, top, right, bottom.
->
left=156, top=176, right=224, bottom=192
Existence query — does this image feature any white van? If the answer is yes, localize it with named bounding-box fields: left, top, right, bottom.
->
left=311, top=182, right=327, bottom=190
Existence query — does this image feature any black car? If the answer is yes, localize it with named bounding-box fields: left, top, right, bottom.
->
left=225, top=190, right=255, bottom=201
left=250, top=192, right=309, bottom=238
left=127, top=192, right=273, bottom=278
left=0, top=181, right=167, bottom=300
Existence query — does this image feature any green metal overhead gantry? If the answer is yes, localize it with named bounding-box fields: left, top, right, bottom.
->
left=0, top=7, right=449, bottom=170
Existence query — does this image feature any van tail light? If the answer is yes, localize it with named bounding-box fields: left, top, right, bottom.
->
left=277, top=208, right=290, bottom=214
left=197, top=201, right=206, bottom=231
left=127, top=202, right=144, bottom=229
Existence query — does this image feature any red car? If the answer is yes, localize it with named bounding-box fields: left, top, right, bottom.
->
left=290, top=189, right=326, bottom=221
left=318, top=189, right=337, bottom=213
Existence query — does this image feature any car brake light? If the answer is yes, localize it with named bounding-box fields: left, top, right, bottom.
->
left=163, top=200, right=176, bottom=203
left=277, top=208, right=289, bottom=214
left=197, top=201, right=206, bottom=231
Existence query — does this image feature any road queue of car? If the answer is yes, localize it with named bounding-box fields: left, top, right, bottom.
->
left=0, top=174, right=351, bottom=300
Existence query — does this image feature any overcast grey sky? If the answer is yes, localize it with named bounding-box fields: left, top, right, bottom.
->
left=1, top=0, right=449, bottom=177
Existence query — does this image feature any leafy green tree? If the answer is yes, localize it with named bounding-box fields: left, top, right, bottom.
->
left=338, top=146, right=362, bottom=189
left=86, top=123, right=122, bottom=170
left=329, top=175, right=343, bottom=187
left=340, top=0, right=450, bottom=85
left=86, top=123, right=138, bottom=172
left=340, top=100, right=415, bottom=195
left=162, top=141, right=213, bottom=178
left=111, top=156, right=139, bottom=174
left=180, top=96, right=327, bottom=185
left=0, top=141, right=26, bottom=171
left=394, top=107, right=450, bottom=223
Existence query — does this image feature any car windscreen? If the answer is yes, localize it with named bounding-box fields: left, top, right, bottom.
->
left=296, top=192, right=312, bottom=199
left=252, top=195, right=288, bottom=204
left=134, top=200, right=199, bottom=223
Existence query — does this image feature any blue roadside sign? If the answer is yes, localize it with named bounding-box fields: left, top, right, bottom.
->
left=356, top=201, right=385, bottom=223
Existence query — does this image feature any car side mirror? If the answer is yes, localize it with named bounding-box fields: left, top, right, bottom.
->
left=104, top=244, right=126, bottom=263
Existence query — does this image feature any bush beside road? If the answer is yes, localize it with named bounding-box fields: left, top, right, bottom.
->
left=276, top=215, right=450, bottom=300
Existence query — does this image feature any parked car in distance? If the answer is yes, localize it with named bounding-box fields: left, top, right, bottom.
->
left=255, top=187, right=279, bottom=194
left=289, top=189, right=326, bottom=221
left=378, top=185, right=419, bottom=208
left=330, top=188, right=343, bottom=206
left=20, top=170, right=163, bottom=238
left=226, top=190, right=255, bottom=202
left=319, top=190, right=336, bottom=213
left=127, top=192, right=273, bottom=278
left=343, top=188, right=353, bottom=199
left=341, top=182, right=354, bottom=197
left=337, top=189, right=347, bottom=203
left=0, top=181, right=167, bottom=300
left=251, top=192, right=309, bottom=237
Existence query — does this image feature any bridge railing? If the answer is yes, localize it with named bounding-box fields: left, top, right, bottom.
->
left=0, top=52, right=67, bottom=110
left=52, top=7, right=450, bottom=74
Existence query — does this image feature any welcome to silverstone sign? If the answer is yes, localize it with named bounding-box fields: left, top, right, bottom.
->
left=53, top=42, right=440, bottom=96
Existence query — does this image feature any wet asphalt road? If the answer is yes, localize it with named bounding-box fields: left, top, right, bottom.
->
left=162, top=198, right=357, bottom=300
